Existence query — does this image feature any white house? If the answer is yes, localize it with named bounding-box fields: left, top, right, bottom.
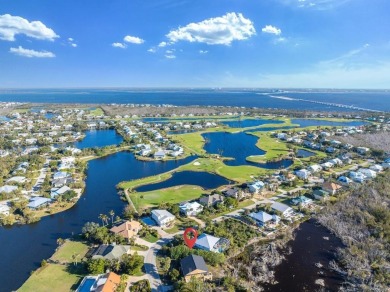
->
left=50, top=186, right=71, bottom=199
left=151, top=209, right=175, bottom=227
left=179, top=202, right=203, bottom=216
left=349, top=171, right=366, bottom=183
left=249, top=211, right=280, bottom=226
left=308, top=164, right=322, bottom=173
left=356, top=147, right=370, bottom=155
left=248, top=181, right=265, bottom=194
left=28, top=197, right=51, bottom=210
left=271, top=202, right=294, bottom=217
left=0, top=185, right=18, bottom=194
left=337, top=176, right=352, bottom=186
left=370, top=164, right=383, bottom=172
left=296, top=169, right=310, bottom=180
left=0, top=204, right=10, bottom=216
left=358, top=168, right=377, bottom=179
left=195, top=233, right=223, bottom=253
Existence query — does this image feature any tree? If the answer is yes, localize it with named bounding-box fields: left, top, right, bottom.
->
left=109, top=210, right=115, bottom=225
left=87, top=258, right=106, bottom=274
left=160, top=257, right=171, bottom=275
left=56, top=238, right=65, bottom=247
left=121, top=253, right=144, bottom=275
left=169, top=268, right=180, bottom=282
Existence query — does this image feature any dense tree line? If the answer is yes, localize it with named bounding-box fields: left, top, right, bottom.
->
left=317, top=171, right=390, bottom=291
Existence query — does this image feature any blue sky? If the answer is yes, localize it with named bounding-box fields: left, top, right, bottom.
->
left=0, top=0, right=389, bottom=88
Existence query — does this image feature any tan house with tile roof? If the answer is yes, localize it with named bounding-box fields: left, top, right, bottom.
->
left=109, top=220, right=142, bottom=242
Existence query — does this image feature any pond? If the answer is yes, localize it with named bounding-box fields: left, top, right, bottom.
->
left=135, top=171, right=231, bottom=192
left=0, top=152, right=196, bottom=292
left=291, top=119, right=368, bottom=128
left=264, top=219, right=344, bottom=291
left=221, top=118, right=284, bottom=128
left=296, top=149, right=316, bottom=158
left=202, top=132, right=293, bottom=169
left=74, top=129, right=124, bottom=149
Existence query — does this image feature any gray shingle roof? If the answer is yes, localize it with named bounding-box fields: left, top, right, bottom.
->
left=180, top=254, right=208, bottom=276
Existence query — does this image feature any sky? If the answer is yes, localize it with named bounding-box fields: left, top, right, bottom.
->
left=0, top=0, right=389, bottom=88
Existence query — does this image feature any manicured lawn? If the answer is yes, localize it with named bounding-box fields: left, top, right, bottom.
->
left=164, top=217, right=199, bottom=234
left=247, top=132, right=291, bottom=163
left=209, top=199, right=255, bottom=219
left=118, top=172, right=172, bottom=190
left=131, top=185, right=206, bottom=211
left=170, top=132, right=207, bottom=156
left=141, top=234, right=159, bottom=243
left=18, top=264, right=84, bottom=292
left=131, top=245, right=149, bottom=251
left=51, top=240, right=89, bottom=263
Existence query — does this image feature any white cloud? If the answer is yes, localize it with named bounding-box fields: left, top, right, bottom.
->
left=123, top=35, right=144, bottom=44
left=262, top=25, right=282, bottom=35
left=165, top=54, right=176, bottom=59
left=147, top=47, right=157, bottom=53
left=0, top=14, right=59, bottom=41
left=166, top=12, right=256, bottom=45
left=71, top=43, right=77, bottom=48
left=9, top=46, right=55, bottom=58
left=67, top=37, right=77, bottom=48
left=158, top=41, right=168, bottom=47
left=165, top=49, right=175, bottom=54
left=68, top=37, right=73, bottom=42
left=199, top=50, right=208, bottom=54
left=112, top=42, right=127, bottom=49
left=279, top=0, right=351, bottom=10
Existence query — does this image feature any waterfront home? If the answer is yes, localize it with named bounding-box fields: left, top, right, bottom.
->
left=50, top=186, right=71, bottom=199
left=52, top=177, right=73, bottom=188
left=110, top=220, right=142, bottom=242
left=0, top=185, right=18, bottom=194
left=329, top=158, right=343, bottom=166
left=295, top=169, right=310, bottom=180
left=53, top=171, right=70, bottom=180
left=27, top=197, right=51, bottom=210
left=179, top=201, right=204, bottom=216
left=349, top=171, right=366, bottom=183
left=277, top=133, right=288, bottom=140
left=76, top=272, right=121, bottom=292
left=320, top=162, right=334, bottom=170
left=292, top=196, right=313, bottom=207
left=151, top=209, right=175, bottom=227
left=198, top=194, right=224, bottom=207
left=322, top=182, right=342, bottom=195
left=358, top=168, right=377, bottom=179
left=308, top=164, right=322, bottom=173
left=154, top=150, right=166, bottom=160
left=0, top=203, right=10, bottom=216
left=356, top=147, right=370, bottom=155
left=248, top=181, right=265, bottom=194
left=195, top=233, right=228, bottom=253
left=313, top=189, right=330, bottom=201
left=92, top=244, right=131, bottom=260
left=249, top=211, right=280, bottom=227
left=271, top=202, right=294, bottom=217
left=180, top=254, right=213, bottom=283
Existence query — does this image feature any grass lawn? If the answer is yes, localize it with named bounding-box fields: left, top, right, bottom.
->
left=170, top=132, right=207, bottom=156
left=131, top=245, right=149, bottom=251
left=141, top=234, right=159, bottom=243
left=131, top=185, right=206, bottom=211
left=209, top=199, right=255, bottom=219
left=118, top=172, right=172, bottom=190
left=164, top=217, right=199, bottom=234
left=247, top=132, right=291, bottom=163
left=51, top=240, right=89, bottom=263
left=89, top=107, right=104, bottom=116
left=18, top=264, right=84, bottom=292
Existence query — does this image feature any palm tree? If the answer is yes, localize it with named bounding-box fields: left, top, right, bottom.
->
left=109, top=210, right=115, bottom=225
left=99, top=214, right=107, bottom=226
left=71, top=253, right=78, bottom=266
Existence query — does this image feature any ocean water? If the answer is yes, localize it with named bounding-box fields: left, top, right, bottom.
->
left=0, top=89, right=389, bottom=112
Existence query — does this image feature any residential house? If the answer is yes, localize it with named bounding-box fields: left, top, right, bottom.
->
left=223, top=187, right=245, bottom=200
left=199, top=194, right=224, bottom=207
left=308, top=164, right=322, bottom=173
left=76, top=272, right=121, bottom=292
left=337, top=176, right=353, bottom=186
left=27, top=197, right=51, bottom=209
left=271, top=202, right=294, bottom=217
left=313, top=189, right=330, bottom=201
left=370, top=164, right=383, bottom=172
left=295, top=169, right=310, bottom=180
left=110, top=220, right=142, bottom=242
left=349, top=171, right=366, bottom=183
left=50, top=186, right=71, bottom=199
left=292, top=196, right=313, bottom=206
left=180, top=254, right=213, bottom=283
left=151, top=209, right=175, bottom=227
left=92, top=244, right=131, bottom=260
left=356, top=147, right=370, bottom=155
left=195, top=233, right=228, bottom=253
left=249, top=211, right=280, bottom=227
left=248, top=181, right=265, bottom=194
left=6, top=176, right=26, bottom=184
left=0, top=185, right=18, bottom=194
left=358, top=168, right=377, bottom=179
left=0, top=204, right=10, bottom=216
left=154, top=150, right=166, bottom=160
left=179, top=202, right=203, bottom=216
left=53, top=171, right=70, bottom=180
left=322, top=182, right=342, bottom=195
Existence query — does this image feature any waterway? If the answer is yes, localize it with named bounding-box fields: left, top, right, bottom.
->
left=221, top=118, right=284, bottom=128
left=291, top=119, right=368, bottom=128
left=202, top=132, right=293, bottom=169
left=0, top=152, right=196, bottom=292
left=74, top=129, right=124, bottom=149
left=264, top=219, right=344, bottom=291
left=297, top=149, right=316, bottom=158
left=135, top=171, right=231, bottom=192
